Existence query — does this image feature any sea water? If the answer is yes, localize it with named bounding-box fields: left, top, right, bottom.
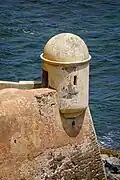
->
left=0, top=0, right=120, bottom=150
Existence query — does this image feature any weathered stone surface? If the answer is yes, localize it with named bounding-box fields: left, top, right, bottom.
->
left=42, top=62, right=89, bottom=116
left=19, top=144, right=106, bottom=180
left=0, top=81, right=42, bottom=90
left=0, top=88, right=106, bottom=179
left=0, top=81, right=19, bottom=89
left=43, top=33, right=90, bottom=62
left=41, top=33, right=91, bottom=117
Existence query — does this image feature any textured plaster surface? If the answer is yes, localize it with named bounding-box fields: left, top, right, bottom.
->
left=43, top=61, right=89, bottom=115
left=0, top=88, right=106, bottom=179
left=43, top=33, right=90, bottom=62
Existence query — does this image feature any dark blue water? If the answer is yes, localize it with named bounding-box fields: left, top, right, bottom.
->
left=0, top=0, right=120, bottom=150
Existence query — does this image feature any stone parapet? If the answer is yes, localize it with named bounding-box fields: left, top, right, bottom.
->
left=0, top=80, right=42, bottom=90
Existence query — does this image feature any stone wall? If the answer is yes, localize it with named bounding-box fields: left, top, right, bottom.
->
left=0, top=81, right=42, bottom=89
left=0, top=88, right=106, bottom=179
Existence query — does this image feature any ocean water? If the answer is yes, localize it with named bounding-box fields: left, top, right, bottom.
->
left=0, top=0, right=120, bottom=150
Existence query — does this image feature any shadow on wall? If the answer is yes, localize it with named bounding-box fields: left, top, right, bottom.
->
left=61, top=111, right=85, bottom=137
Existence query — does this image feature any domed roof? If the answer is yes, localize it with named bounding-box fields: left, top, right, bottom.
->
left=42, top=33, right=90, bottom=63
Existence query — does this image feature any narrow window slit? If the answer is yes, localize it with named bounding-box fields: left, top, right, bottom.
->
left=72, top=121, right=75, bottom=127
left=74, top=76, right=77, bottom=85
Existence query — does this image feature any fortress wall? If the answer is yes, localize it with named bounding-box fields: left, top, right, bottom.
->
left=0, top=81, right=42, bottom=90
left=0, top=88, right=106, bottom=180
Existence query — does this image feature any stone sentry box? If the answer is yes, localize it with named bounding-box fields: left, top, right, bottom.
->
left=41, top=33, right=91, bottom=118
left=0, top=33, right=106, bottom=179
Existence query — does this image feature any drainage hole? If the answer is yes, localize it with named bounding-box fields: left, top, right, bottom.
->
left=14, top=139, right=16, bottom=143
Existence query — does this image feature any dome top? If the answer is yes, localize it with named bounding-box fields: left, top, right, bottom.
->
left=41, top=33, right=91, bottom=64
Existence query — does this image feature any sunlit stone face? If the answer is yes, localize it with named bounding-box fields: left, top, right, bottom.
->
left=43, top=33, right=90, bottom=63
